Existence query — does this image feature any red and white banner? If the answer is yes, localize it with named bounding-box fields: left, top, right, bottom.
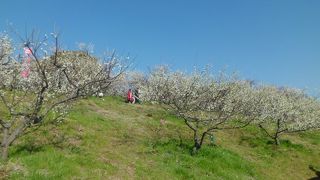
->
left=21, top=47, right=32, bottom=78
left=24, top=47, right=32, bottom=55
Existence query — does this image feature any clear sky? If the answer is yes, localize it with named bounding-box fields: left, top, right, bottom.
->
left=1, top=0, right=320, bottom=92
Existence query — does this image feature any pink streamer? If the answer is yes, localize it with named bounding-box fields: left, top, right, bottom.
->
left=21, top=47, right=32, bottom=78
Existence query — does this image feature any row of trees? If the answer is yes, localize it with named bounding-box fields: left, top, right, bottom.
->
left=139, top=66, right=320, bottom=152
left=1, top=30, right=319, bottom=160
left=0, top=32, right=127, bottom=160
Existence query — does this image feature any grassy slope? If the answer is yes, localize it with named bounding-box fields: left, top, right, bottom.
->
left=0, top=96, right=319, bottom=179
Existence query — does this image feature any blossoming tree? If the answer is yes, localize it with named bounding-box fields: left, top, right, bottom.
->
left=0, top=32, right=127, bottom=160
left=141, top=66, right=260, bottom=152
left=255, top=86, right=320, bottom=145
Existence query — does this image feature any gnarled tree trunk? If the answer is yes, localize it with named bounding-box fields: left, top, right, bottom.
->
left=192, top=131, right=208, bottom=154
left=1, top=127, right=9, bottom=161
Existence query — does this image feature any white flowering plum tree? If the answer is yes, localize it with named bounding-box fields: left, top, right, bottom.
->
left=254, top=86, right=320, bottom=145
left=141, top=66, right=259, bottom=152
left=0, top=32, right=127, bottom=160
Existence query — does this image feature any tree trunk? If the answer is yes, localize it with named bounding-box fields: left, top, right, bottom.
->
left=200, top=132, right=207, bottom=147
left=274, top=137, right=280, bottom=145
left=1, top=121, right=27, bottom=161
left=1, top=145, right=9, bottom=161
left=192, top=131, right=208, bottom=154
left=194, top=140, right=201, bottom=151
left=274, top=119, right=281, bottom=146
left=1, top=128, right=9, bottom=161
left=192, top=131, right=201, bottom=154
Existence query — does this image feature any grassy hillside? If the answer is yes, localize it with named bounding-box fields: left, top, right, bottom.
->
left=0, top=96, right=319, bottom=179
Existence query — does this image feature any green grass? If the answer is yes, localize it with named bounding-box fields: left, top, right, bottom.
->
left=144, top=139, right=258, bottom=180
left=0, top=96, right=319, bottom=179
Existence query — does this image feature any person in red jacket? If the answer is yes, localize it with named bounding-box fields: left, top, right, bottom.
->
left=127, top=89, right=135, bottom=103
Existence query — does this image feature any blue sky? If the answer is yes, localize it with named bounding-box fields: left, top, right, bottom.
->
left=1, top=0, right=320, bottom=92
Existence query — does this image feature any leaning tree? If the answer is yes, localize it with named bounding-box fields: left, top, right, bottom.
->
left=0, top=32, right=127, bottom=160
left=141, top=66, right=259, bottom=152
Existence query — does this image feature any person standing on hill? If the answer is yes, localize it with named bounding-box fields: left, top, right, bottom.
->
left=133, top=87, right=141, bottom=104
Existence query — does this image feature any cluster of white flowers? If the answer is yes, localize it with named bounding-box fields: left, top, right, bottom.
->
left=0, top=33, right=12, bottom=64
left=100, top=70, right=146, bottom=96
left=143, top=66, right=255, bottom=126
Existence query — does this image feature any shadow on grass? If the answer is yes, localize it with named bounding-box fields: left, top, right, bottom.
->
left=10, top=133, right=83, bottom=158
left=149, top=139, right=258, bottom=179
left=238, top=134, right=308, bottom=158
left=308, top=164, right=320, bottom=180
left=10, top=143, right=45, bottom=157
